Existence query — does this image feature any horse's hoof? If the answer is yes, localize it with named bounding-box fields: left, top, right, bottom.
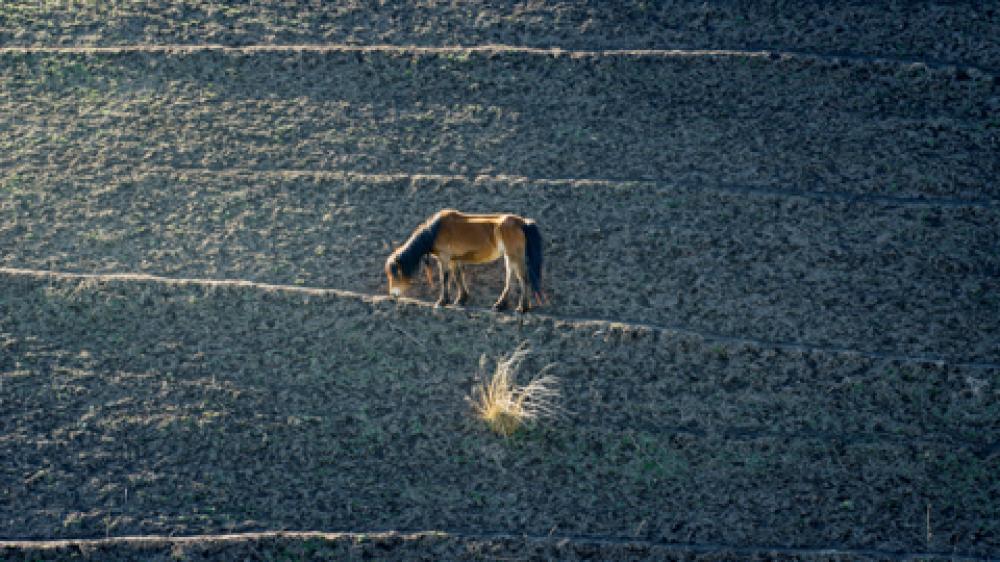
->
left=492, top=300, right=508, bottom=311
left=454, top=295, right=468, bottom=306
left=516, top=306, right=529, bottom=314
left=435, top=299, right=447, bottom=308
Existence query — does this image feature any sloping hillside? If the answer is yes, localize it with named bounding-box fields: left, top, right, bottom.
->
left=1, top=2, right=998, bottom=560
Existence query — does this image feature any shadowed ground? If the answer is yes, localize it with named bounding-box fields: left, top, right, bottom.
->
left=2, top=3, right=998, bottom=560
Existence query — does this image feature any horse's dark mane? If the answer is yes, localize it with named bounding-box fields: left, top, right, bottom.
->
left=394, top=215, right=441, bottom=278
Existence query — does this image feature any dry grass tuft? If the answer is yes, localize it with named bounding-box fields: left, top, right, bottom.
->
left=469, top=344, right=562, bottom=437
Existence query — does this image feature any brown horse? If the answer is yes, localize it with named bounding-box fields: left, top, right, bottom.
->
left=385, top=209, right=545, bottom=313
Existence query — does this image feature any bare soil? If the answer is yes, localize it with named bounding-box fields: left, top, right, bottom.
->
left=1, top=169, right=998, bottom=364
left=1, top=272, right=997, bottom=559
left=0, top=1, right=997, bottom=70
left=1, top=49, right=996, bottom=201
left=1, top=3, right=998, bottom=561
left=0, top=531, right=970, bottom=562
left=1, top=49, right=997, bottom=362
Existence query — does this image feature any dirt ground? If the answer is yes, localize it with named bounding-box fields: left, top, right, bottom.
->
left=1, top=3, right=999, bottom=561
left=2, top=166, right=999, bottom=363
left=0, top=273, right=997, bottom=559
left=0, top=531, right=972, bottom=562
left=1, top=50, right=997, bottom=362
left=1, top=49, right=996, bottom=202
left=0, top=1, right=997, bottom=70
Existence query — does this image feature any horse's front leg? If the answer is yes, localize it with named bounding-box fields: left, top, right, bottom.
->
left=435, top=256, right=450, bottom=308
left=453, top=263, right=469, bottom=306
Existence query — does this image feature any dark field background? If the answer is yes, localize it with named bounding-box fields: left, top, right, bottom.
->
left=1, top=2, right=998, bottom=560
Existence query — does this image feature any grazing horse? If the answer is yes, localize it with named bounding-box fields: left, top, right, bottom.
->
left=385, top=209, right=545, bottom=313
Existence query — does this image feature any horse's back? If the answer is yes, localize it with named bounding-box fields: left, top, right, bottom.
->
left=434, top=211, right=525, bottom=264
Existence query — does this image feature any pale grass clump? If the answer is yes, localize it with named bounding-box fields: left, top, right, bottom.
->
left=469, top=344, right=563, bottom=437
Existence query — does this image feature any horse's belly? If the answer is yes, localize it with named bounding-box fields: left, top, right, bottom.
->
left=457, top=248, right=501, bottom=264
left=454, top=239, right=502, bottom=264
left=438, top=220, right=504, bottom=263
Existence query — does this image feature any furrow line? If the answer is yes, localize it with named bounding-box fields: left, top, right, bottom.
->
left=16, top=164, right=995, bottom=208
left=0, top=529, right=993, bottom=561
left=162, top=166, right=999, bottom=208
left=549, top=310, right=1000, bottom=371
left=0, top=43, right=994, bottom=76
left=3, top=266, right=997, bottom=371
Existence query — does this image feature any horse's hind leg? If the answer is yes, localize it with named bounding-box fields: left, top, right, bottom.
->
left=435, top=256, right=451, bottom=308
left=513, top=261, right=530, bottom=314
left=452, top=263, right=470, bottom=306
left=492, top=256, right=513, bottom=311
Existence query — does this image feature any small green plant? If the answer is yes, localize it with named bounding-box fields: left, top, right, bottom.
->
left=468, top=344, right=562, bottom=437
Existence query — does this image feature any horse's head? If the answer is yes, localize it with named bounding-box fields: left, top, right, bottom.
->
left=385, top=254, right=412, bottom=297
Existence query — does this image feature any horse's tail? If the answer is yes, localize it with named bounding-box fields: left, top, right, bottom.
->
left=521, top=220, right=547, bottom=305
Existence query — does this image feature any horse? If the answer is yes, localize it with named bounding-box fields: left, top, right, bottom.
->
left=385, top=209, right=546, bottom=313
